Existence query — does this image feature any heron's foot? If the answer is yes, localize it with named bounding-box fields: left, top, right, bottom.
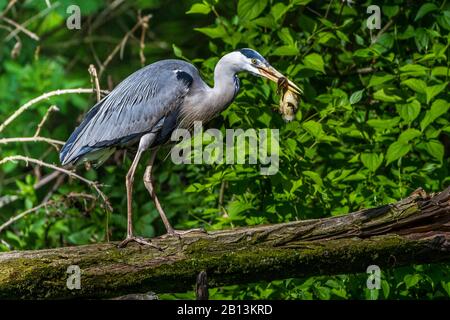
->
left=118, top=236, right=161, bottom=250
left=162, top=228, right=207, bottom=239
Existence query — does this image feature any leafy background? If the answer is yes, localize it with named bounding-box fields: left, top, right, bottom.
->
left=0, top=0, right=449, bottom=299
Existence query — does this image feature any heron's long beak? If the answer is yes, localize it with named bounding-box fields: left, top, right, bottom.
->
left=257, top=65, right=302, bottom=95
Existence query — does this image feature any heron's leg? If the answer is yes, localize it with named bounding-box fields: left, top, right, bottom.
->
left=125, top=149, right=143, bottom=238
left=119, top=144, right=159, bottom=249
left=143, top=147, right=207, bottom=238
left=143, top=147, right=175, bottom=234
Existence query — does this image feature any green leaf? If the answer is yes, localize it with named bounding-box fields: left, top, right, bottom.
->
left=253, top=16, right=276, bottom=28
left=278, top=28, right=294, bottom=46
left=361, top=153, right=383, bottom=172
left=368, top=73, right=395, bottom=87
left=238, top=0, right=268, bottom=21
left=172, top=44, right=183, bottom=58
left=302, top=120, right=323, bottom=138
left=336, top=30, right=349, bottom=43
left=402, top=78, right=426, bottom=93
left=271, top=3, right=289, bottom=21
left=415, top=28, right=429, bottom=51
left=383, top=5, right=399, bottom=18
left=373, top=89, right=402, bottom=102
left=404, top=274, right=421, bottom=288
left=398, top=129, right=421, bottom=143
left=367, top=117, right=400, bottom=130
left=227, top=201, right=253, bottom=219
left=386, top=142, right=411, bottom=164
left=425, top=83, right=447, bottom=104
left=303, top=170, right=323, bottom=186
left=186, top=3, right=211, bottom=15
left=194, top=25, right=227, bottom=39
left=353, top=48, right=379, bottom=59
left=415, top=3, right=438, bottom=21
left=396, top=100, right=421, bottom=123
left=291, top=0, right=312, bottom=5
left=399, top=64, right=429, bottom=77
left=272, top=45, right=299, bottom=56
left=432, top=66, right=450, bottom=77
left=424, top=140, right=444, bottom=162
left=420, top=99, right=450, bottom=130
left=429, top=99, right=450, bottom=119
left=441, top=281, right=450, bottom=297
left=381, top=280, right=390, bottom=299
left=303, top=53, right=325, bottom=73
left=317, top=31, right=336, bottom=45
left=349, top=89, right=364, bottom=105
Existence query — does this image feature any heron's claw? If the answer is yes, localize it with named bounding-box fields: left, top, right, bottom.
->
left=118, top=236, right=162, bottom=250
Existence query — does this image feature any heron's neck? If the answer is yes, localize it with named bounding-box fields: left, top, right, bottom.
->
left=185, top=54, right=240, bottom=126
left=210, top=55, right=240, bottom=111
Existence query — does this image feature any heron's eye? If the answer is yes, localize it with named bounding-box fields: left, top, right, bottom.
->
left=251, top=58, right=258, bottom=65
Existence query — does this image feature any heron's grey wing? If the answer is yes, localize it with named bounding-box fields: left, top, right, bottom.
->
left=60, top=63, right=194, bottom=166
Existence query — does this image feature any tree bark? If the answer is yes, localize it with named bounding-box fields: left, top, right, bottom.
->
left=0, top=187, right=449, bottom=299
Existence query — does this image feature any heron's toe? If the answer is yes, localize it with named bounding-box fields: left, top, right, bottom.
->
left=117, top=236, right=161, bottom=250
left=163, top=228, right=207, bottom=239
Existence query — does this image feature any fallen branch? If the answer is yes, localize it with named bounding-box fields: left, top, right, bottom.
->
left=0, top=187, right=449, bottom=299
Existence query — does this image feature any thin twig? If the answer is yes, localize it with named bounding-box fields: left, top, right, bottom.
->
left=0, top=192, right=98, bottom=234
left=218, top=180, right=228, bottom=218
left=305, top=6, right=322, bottom=18
left=0, top=200, right=53, bottom=233
left=34, top=105, right=59, bottom=137
left=89, top=42, right=103, bottom=73
left=88, top=65, right=101, bottom=102
left=99, top=14, right=152, bottom=79
left=0, top=195, right=19, bottom=209
left=0, top=24, right=21, bottom=58
left=324, top=0, right=334, bottom=19
left=0, top=156, right=113, bottom=212
left=33, top=171, right=61, bottom=189
left=89, top=0, right=126, bottom=32
left=0, top=171, right=62, bottom=209
left=0, top=0, right=18, bottom=18
left=0, top=88, right=109, bottom=134
left=139, top=12, right=148, bottom=66
left=1, top=16, right=40, bottom=41
left=372, top=19, right=394, bottom=44
left=335, top=0, right=345, bottom=25
left=42, top=173, right=65, bottom=203
left=5, top=2, right=59, bottom=41
left=0, top=137, right=64, bottom=149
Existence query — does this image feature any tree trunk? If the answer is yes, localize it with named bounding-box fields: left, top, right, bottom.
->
left=0, top=187, right=449, bottom=299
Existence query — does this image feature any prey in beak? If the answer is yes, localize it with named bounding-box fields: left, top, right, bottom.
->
left=257, top=65, right=302, bottom=95
left=257, top=64, right=302, bottom=122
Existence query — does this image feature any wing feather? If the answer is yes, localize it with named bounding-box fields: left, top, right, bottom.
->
left=60, top=60, right=196, bottom=166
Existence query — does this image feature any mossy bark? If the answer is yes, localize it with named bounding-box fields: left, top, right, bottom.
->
left=0, top=187, right=449, bottom=299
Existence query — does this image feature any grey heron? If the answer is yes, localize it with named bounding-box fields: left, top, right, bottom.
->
left=60, top=48, right=301, bottom=247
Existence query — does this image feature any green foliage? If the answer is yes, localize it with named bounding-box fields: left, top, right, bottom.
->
left=0, top=0, right=449, bottom=299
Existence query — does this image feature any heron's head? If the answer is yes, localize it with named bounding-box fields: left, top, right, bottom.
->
left=233, top=48, right=302, bottom=95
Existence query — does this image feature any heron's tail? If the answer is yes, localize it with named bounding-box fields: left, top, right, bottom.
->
left=60, top=103, right=102, bottom=166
